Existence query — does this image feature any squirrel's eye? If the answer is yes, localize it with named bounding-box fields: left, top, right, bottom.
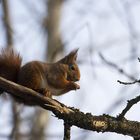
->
left=69, top=64, right=75, bottom=70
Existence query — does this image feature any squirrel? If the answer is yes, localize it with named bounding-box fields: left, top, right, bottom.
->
left=0, top=48, right=80, bottom=105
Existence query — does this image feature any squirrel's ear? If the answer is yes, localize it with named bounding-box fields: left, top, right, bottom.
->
left=59, top=48, right=79, bottom=64
left=68, top=48, right=79, bottom=61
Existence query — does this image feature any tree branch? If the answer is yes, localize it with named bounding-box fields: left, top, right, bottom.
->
left=117, top=95, right=140, bottom=120
left=117, top=79, right=140, bottom=85
left=63, top=122, right=71, bottom=140
left=0, top=76, right=140, bottom=139
left=99, top=53, right=137, bottom=80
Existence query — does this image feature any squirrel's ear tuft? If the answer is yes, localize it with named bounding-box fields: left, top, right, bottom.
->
left=69, top=48, right=79, bottom=61
left=59, top=48, right=79, bottom=64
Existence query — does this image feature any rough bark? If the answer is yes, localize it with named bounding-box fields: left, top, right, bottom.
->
left=0, top=76, right=140, bottom=139
left=63, top=122, right=71, bottom=140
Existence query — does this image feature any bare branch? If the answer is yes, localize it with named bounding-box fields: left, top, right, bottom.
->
left=0, top=76, right=140, bottom=139
left=117, top=80, right=140, bottom=85
left=117, top=95, right=140, bottom=120
left=100, top=52, right=140, bottom=87
left=99, top=53, right=136, bottom=80
left=63, top=122, right=71, bottom=140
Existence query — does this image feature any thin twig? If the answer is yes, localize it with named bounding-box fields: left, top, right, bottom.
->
left=117, top=95, right=140, bottom=120
left=63, top=122, right=71, bottom=140
left=117, top=80, right=140, bottom=85
left=99, top=53, right=136, bottom=80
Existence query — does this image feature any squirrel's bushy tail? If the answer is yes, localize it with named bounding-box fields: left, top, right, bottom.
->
left=0, top=48, right=22, bottom=82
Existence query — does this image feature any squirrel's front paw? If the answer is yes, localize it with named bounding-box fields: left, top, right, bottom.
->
left=75, top=83, right=80, bottom=89
left=70, top=82, right=80, bottom=90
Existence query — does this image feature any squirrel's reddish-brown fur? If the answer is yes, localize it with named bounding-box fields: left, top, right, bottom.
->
left=0, top=48, right=80, bottom=105
left=0, top=48, right=22, bottom=82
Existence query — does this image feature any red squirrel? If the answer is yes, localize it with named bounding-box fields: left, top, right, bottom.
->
left=0, top=48, right=80, bottom=104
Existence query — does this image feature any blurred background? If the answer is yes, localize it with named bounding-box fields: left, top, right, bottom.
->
left=0, top=0, right=140, bottom=140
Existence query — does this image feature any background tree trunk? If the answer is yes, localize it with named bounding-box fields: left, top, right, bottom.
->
left=2, top=0, right=20, bottom=140
left=47, top=0, right=64, bottom=62
left=29, top=1, right=64, bottom=140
